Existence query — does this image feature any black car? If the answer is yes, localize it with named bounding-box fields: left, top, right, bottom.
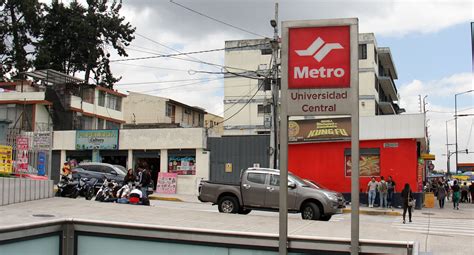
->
left=72, top=163, right=126, bottom=188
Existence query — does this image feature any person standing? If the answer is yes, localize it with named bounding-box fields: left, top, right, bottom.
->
left=124, top=168, right=135, bottom=185
left=452, top=180, right=461, bottom=210
left=437, top=181, right=446, bottom=208
left=461, top=182, right=469, bottom=203
left=387, top=176, right=396, bottom=208
left=401, top=183, right=414, bottom=224
left=367, top=177, right=378, bottom=208
left=378, top=176, right=388, bottom=208
left=140, top=167, right=151, bottom=199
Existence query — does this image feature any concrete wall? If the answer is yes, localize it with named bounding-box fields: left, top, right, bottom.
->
left=123, top=92, right=167, bottom=124
left=0, top=178, right=54, bottom=206
left=360, top=114, right=425, bottom=140
left=35, top=104, right=52, bottom=129
left=0, top=91, right=45, bottom=101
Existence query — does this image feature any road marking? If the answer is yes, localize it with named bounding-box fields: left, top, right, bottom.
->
left=392, top=217, right=474, bottom=237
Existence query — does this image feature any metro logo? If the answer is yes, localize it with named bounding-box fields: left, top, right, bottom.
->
left=288, top=26, right=350, bottom=89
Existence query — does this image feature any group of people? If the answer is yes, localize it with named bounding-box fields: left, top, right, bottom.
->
left=366, top=176, right=396, bottom=208
left=427, top=178, right=474, bottom=210
left=116, top=164, right=152, bottom=205
left=367, top=177, right=414, bottom=224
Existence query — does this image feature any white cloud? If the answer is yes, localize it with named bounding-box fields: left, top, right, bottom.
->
left=399, top=72, right=474, bottom=172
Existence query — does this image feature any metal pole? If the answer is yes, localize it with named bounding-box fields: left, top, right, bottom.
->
left=350, top=21, right=360, bottom=255
left=279, top=115, right=288, bottom=255
left=445, top=120, right=449, bottom=173
left=455, top=95, right=458, bottom=174
left=270, top=2, right=279, bottom=169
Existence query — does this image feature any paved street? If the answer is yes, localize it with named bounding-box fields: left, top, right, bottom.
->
left=1, top=197, right=473, bottom=255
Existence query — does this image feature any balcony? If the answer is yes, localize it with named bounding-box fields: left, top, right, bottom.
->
left=0, top=91, right=48, bottom=104
left=378, top=47, right=398, bottom=79
left=379, top=76, right=399, bottom=101
left=379, top=101, right=405, bottom=115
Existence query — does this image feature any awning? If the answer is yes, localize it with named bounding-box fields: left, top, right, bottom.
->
left=25, top=69, right=84, bottom=85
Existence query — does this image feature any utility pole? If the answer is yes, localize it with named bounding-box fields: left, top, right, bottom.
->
left=270, top=3, right=279, bottom=170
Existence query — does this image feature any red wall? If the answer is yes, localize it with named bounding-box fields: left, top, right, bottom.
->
left=288, top=139, right=418, bottom=193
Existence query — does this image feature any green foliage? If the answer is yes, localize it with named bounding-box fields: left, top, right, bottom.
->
left=34, top=0, right=135, bottom=88
left=0, top=0, right=43, bottom=80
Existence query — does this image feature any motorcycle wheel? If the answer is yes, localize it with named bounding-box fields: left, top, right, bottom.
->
left=85, top=187, right=94, bottom=200
left=55, top=190, right=61, bottom=197
left=70, top=189, right=79, bottom=199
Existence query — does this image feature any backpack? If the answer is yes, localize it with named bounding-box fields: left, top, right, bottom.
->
left=380, top=181, right=388, bottom=192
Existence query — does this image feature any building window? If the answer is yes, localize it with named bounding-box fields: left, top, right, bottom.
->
left=80, top=116, right=93, bottom=130
left=98, top=91, right=106, bottom=106
left=97, top=118, right=105, bottom=130
left=257, top=104, right=271, bottom=115
left=106, top=95, right=122, bottom=111
left=166, top=103, right=174, bottom=117
left=358, top=44, right=367, bottom=59
left=82, top=88, right=95, bottom=104
left=106, top=120, right=120, bottom=130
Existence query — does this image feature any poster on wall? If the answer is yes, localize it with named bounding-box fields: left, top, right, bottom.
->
left=0, top=145, right=13, bottom=174
left=345, top=155, right=380, bottom=177
left=156, top=172, right=177, bottom=194
left=16, top=136, right=29, bottom=172
left=168, top=156, right=196, bottom=175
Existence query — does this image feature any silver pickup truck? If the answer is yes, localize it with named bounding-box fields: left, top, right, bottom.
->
left=198, top=168, right=345, bottom=221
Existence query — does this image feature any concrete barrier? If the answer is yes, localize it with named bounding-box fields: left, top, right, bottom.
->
left=0, top=177, right=54, bottom=206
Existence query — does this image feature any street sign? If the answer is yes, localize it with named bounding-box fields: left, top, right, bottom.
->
left=33, top=132, right=51, bottom=150
left=280, top=18, right=359, bottom=255
left=16, top=136, right=29, bottom=172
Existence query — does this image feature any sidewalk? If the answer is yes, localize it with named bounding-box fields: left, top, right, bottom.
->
left=149, top=192, right=474, bottom=218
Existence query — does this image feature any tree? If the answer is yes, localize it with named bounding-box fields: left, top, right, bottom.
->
left=35, top=0, right=135, bottom=88
left=0, top=0, right=42, bottom=80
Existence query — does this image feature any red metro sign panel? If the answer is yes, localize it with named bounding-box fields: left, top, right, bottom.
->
left=288, top=26, right=351, bottom=89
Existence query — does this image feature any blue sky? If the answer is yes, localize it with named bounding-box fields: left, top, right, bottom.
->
left=379, top=23, right=471, bottom=86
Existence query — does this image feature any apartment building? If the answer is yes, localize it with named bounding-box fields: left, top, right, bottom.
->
left=223, top=34, right=404, bottom=135
left=123, top=91, right=205, bottom=129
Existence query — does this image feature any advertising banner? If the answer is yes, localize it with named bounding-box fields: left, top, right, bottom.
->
left=16, top=136, right=29, bottom=172
left=33, top=132, right=51, bottom=150
left=168, top=156, right=196, bottom=175
left=156, top=172, right=177, bottom=194
left=76, top=130, right=119, bottom=150
left=289, top=118, right=351, bottom=142
left=37, top=151, right=46, bottom=176
left=0, top=145, right=13, bottom=173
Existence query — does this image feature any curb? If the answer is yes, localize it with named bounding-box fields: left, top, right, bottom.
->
left=148, top=195, right=183, bottom=202
left=342, top=208, right=401, bottom=216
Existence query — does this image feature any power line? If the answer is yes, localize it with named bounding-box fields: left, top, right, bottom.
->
left=116, top=77, right=218, bottom=86
left=110, top=41, right=269, bottom=63
left=113, top=62, right=190, bottom=72
left=169, top=0, right=268, bottom=38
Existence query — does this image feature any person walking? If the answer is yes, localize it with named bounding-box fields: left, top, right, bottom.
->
left=378, top=176, right=388, bottom=208
left=401, top=183, right=414, bottom=224
left=387, top=176, right=396, bottom=208
left=452, top=180, right=461, bottom=210
left=367, top=177, right=378, bottom=208
left=437, top=181, right=446, bottom=208
left=469, top=182, right=474, bottom=204
left=461, top=182, right=469, bottom=203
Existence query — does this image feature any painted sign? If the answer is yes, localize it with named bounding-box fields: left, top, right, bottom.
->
left=16, top=136, right=29, bottom=172
left=289, top=118, right=350, bottom=142
left=156, top=172, right=177, bottom=194
left=345, top=155, right=380, bottom=177
left=0, top=145, right=13, bottom=173
left=33, top=132, right=51, bottom=150
left=76, top=130, right=119, bottom=150
left=225, top=163, right=232, bottom=173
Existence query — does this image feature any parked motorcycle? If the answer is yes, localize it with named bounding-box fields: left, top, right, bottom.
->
left=95, top=178, right=120, bottom=202
left=56, top=175, right=97, bottom=200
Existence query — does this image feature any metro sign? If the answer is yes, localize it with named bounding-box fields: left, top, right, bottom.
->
left=288, top=26, right=351, bottom=89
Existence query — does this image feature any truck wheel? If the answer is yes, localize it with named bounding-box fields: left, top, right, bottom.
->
left=238, top=208, right=252, bottom=215
left=320, top=215, right=332, bottom=221
left=218, top=196, right=239, bottom=214
left=301, top=202, right=321, bottom=220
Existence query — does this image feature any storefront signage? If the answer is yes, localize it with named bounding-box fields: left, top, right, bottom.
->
left=0, top=145, right=13, bottom=173
left=383, top=142, right=399, bottom=148
left=16, top=136, right=29, bottom=172
left=76, top=130, right=119, bottom=150
left=33, top=132, right=51, bottom=150
left=289, top=118, right=350, bottom=142
left=168, top=156, right=196, bottom=175
left=156, top=172, right=177, bottom=194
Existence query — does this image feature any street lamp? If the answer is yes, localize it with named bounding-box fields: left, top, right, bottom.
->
left=455, top=89, right=474, bottom=174
left=445, top=119, right=456, bottom=173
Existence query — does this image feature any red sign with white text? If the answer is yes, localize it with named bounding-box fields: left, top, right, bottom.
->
left=288, top=26, right=350, bottom=89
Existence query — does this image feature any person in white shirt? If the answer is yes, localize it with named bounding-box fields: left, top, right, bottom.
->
left=367, top=177, right=379, bottom=208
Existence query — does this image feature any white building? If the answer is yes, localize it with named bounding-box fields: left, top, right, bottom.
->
left=223, top=34, right=403, bottom=135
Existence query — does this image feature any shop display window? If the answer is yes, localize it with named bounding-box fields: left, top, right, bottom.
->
left=168, top=155, right=196, bottom=175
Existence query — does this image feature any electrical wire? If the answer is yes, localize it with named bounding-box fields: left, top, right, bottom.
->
left=169, top=0, right=268, bottom=38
